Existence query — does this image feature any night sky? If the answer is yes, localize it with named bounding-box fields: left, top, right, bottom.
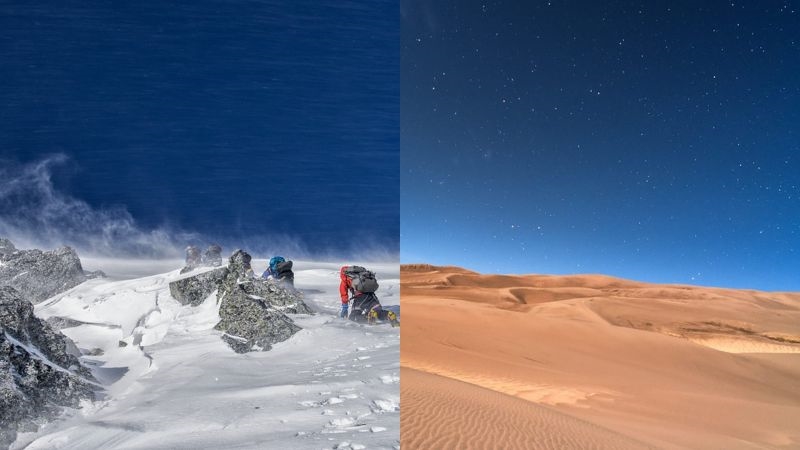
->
left=1, top=1, right=398, bottom=258
left=401, top=1, right=800, bottom=290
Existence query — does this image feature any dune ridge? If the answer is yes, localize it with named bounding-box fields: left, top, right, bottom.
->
left=401, top=264, right=800, bottom=449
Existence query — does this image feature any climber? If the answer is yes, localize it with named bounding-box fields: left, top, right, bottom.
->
left=339, top=265, right=398, bottom=326
left=262, top=256, right=295, bottom=288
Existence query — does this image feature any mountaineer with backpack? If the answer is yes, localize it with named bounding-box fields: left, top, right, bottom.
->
left=263, top=256, right=295, bottom=288
left=339, top=265, right=399, bottom=326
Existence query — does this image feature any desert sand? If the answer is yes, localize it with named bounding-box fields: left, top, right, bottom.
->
left=400, top=264, right=800, bottom=449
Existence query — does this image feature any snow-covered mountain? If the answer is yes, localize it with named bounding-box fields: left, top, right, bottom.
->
left=9, top=254, right=400, bottom=450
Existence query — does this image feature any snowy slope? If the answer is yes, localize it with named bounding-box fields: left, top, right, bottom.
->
left=13, top=260, right=400, bottom=450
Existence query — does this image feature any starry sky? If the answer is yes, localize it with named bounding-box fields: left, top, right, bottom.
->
left=401, top=1, right=800, bottom=290
left=1, top=1, right=398, bottom=258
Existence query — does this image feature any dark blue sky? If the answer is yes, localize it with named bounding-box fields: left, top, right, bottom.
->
left=1, top=1, right=398, bottom=257
left=401, top=1, right=800, bottom=290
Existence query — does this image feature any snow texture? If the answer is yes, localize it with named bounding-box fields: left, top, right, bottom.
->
left=12, top=258, right=400, bottom=449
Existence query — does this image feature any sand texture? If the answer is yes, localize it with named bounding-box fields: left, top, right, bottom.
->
left=400, top=264, right=800, bottom=449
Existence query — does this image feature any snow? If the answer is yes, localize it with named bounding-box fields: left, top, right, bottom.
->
left=14, top=259, right=400, bottom=450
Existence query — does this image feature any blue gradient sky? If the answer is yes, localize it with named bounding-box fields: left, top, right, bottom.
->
left=401, top=1, right=800, bottom=290
left=1, top=1, right=398, bottom=258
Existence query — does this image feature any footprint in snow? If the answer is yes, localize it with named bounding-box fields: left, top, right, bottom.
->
left=371, top=398, right=399, bottom=413
left=379, top=374, right=399, bottom=384
left=320, top=393, right=358, bottom=407
left=334, top=441, right=366, bottom=450
left=327, top=417, right=357, bottom=429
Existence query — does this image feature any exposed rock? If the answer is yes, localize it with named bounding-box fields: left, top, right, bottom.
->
left=180, top=244, right=224, bottom=274
left=179, top=265, right=195, bottom=275
left=228, top=249, right=255, bottom=279
left=0, top=238, right=16, bottom=256
left=214, top=250, right=312, bottom=353
left=0, top=238, right=88, bottom=303
left=84, top=270, right=106, bottom=280
left=202, top=244, right=223, bottom=267
left=169, top=266, right=228, bottom=306
left=245, top=277, right=313, bottom=314
left=0, top=286, right=96, bottom=447
left=45, top=316, right=87, bottom=330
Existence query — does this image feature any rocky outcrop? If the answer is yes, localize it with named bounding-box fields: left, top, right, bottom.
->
left=236, top=277, right=313, bottom=316
left=167, top=250, right=313, bottom=352
left=0, top=239, right=90, bottom=303
left=169, top=267, right=228, bottom=306
left=180, top=244, right=224, bottom=274
left=214, top=250, right=312, bottom=353
left=84, top=269, right=107, bottom=280
left=0, top=238, right=15, bottom=256
left=0, top=286, right=96, bottom=447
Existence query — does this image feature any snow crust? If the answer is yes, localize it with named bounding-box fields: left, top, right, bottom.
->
left=13, top=259, right=400, bottom=450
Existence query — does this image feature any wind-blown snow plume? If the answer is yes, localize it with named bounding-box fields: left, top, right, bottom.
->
left=0, top=155, right=399, bottom=262
left=0, top=154, right=192, bottom=257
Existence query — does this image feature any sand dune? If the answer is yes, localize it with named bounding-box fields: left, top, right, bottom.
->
left=401, top=265, right=800, bottom=449
left=401, top=368, right=651, bottom=450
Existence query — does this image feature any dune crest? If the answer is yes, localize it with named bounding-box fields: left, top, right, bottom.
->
left=401, top=264, right=800, bottom=449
